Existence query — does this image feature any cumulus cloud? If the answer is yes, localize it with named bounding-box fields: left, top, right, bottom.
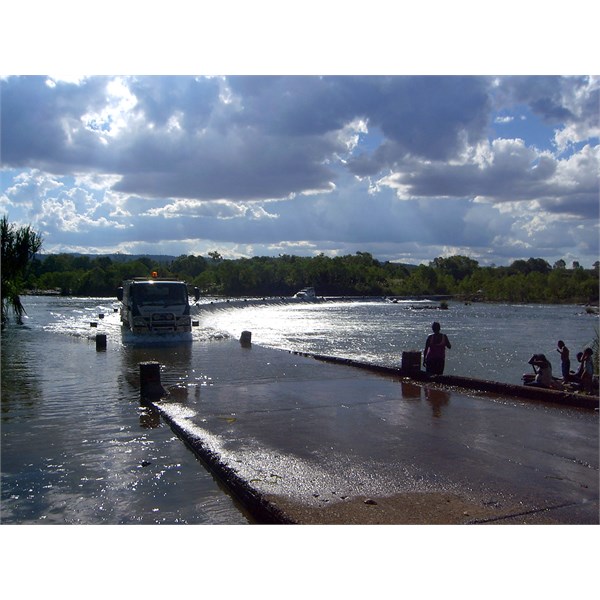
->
left=492, top=75, right=600, bottom=149
left=1, top=75, right=598, bottom=266
left=1, top=76, right=492, bottom=200
left=378, top=139, right=598, bottom=220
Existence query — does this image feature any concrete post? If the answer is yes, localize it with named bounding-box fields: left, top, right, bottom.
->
left=139, top=361, right=167, bottom=399
left=95, top=333, right=107, bottom=351
left=401, top=351, right=422, bottom=376
left=240, top=330, right=252, bottom=347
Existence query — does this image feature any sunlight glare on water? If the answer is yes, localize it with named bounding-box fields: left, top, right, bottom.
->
left=3, top=295, right=596, bottom=525
left=197, top=299, right=597, bottom=383
left=1, top=296, right=250, bottom=524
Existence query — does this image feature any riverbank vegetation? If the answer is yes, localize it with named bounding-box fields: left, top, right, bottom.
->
left=1, top=216, right=43, bottom=325
left=24, top=251, right=599, bottom=305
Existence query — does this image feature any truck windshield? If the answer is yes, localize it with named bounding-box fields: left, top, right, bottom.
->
left=133, top=284, right=187, bottom=306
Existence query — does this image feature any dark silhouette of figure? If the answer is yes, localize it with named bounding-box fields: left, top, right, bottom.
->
left=423, top=322, right=451, bottom=375
left=557, top=340, right=570, bottom=382
left=524, top=354, right=553, bottom=388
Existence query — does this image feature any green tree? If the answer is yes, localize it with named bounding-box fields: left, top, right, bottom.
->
left=431, top=255, right=479, bottom=281
left=208, top=251, right=223, bottom=262
left=171, top=254, right=208, bottom=278
left=1, top=216, right=43, bottom=325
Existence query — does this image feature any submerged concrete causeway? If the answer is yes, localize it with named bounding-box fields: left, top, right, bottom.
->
left=142, top=339, right=599, bottom=524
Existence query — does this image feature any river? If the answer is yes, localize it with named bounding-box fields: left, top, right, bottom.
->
left=1, top=295, right=597, bottom=524
left=198, top=297, right=597, bottom=383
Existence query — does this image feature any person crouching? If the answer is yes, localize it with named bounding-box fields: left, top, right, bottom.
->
left=524, top=354, right=553, bottom=388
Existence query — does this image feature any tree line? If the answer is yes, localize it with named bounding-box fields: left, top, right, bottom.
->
left=24, top=250, right=599, bottom=304
left=3, top=216, right=598, bottom=320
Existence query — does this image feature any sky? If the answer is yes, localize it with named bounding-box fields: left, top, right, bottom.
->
left=1, top=4, right=599, bottom=268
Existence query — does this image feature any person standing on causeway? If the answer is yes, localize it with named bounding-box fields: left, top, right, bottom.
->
left=423, top=321, right=452, bottom=375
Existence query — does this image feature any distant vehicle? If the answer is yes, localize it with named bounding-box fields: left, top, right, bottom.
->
left=294, top=287, right=316, bottom=299
left=117, top=275, right=200, bottom=336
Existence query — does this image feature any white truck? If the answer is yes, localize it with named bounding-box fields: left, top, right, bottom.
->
left=117, top=277, right=200, bottom=335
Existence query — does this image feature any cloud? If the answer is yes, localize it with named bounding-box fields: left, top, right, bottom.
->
left=493, top=75, right=600, bottom=149
left=379, top=139, right=598, bottom=219
left=1, top=75, right=598, bottom=266
left=1, top=76, right=492, bottom=200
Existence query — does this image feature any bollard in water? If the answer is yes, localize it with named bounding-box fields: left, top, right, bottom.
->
left=96, top=333, right=107, bottom=351
left=139, top=361, right=167, bottom=400
left=240, top=330, right=252, bottom=347
left=401, top=351, right=422, bottom=376
left=98, top=313, right=105, bottom=319
left=90, top=321, right=97, bottom=327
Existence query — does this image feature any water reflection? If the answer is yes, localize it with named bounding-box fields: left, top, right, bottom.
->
left=425, top=387, right=450, bottom=418
left=400, top=380, right=451, bottom=417
left=400, top=381, right=423, bottom=401
left=139, top=404, right=161, bottom=429
left=1, top=298, right=249, bottom=524
left=1, top=327, right=43, bottom=422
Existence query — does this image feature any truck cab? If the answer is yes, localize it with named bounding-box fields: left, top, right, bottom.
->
left=117, top=277, right=200, bottom=335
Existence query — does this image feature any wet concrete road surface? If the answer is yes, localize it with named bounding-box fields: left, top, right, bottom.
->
left=148, top=339, right=599, bottom=524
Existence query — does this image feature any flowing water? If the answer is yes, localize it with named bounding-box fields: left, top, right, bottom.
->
left=198, top=298, right=597, bottom=383
left=1, top=296, right=251, bottom=524
left=1, top=295, right=597, bottom=524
